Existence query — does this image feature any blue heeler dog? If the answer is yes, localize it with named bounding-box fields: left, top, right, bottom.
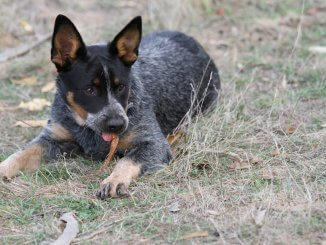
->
left=0, top=15, right=220, bottom=199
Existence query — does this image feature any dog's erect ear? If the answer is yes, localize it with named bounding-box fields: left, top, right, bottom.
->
left=51, top=14, right=86, bottom=70
left=109, top=16, right=142, bottom=66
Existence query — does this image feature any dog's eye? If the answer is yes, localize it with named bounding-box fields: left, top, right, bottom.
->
left=85, top=87, right=96, bottom=96
left=117, top=84, right=125, bottom=92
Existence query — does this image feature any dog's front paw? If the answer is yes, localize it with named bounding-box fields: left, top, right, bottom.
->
left=95, top=158, right=141, bottom=200
left=96, top=179, right=129, bottom=199
left=0, top=161, right=12, bottom=180
left=0, top=153, right=21, bottom=180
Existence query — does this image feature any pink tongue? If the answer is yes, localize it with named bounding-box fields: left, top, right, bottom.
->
left=101, top=132, right=113, bottom=142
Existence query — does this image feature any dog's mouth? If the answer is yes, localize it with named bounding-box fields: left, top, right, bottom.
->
left=101, top=132, right=114, bottom=142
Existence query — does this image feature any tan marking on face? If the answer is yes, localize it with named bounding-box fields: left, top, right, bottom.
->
left=66, top=91, right=88, bottom=125
left=117, top=131, right=136, bottom=151
left=100, top=158, right=141, bottom=197
left=52, top=25, right=81, bottom=66
left=93, top=78, right=101, bottom=86
left=0, top=144, right=43, bottom=179
left=116, top=29, right=139, bottom=63
left=50, top=123, right=72, bottom=141
left=114, top=78, right=119, bottom=85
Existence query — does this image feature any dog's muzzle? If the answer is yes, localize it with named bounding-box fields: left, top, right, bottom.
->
left=85, top=102, right=129, bottom=142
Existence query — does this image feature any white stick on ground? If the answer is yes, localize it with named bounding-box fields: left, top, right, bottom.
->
left=51, top=212, right=79, bottom=245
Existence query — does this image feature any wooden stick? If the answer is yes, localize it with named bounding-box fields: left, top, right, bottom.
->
left=0, top=24, right=105, bottom=63
left=95, top=134, right=119, bottom=175
left=83, top=134, right=119, bottom=179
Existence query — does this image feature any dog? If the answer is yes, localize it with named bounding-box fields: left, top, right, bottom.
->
left=0, top=15, right=220, bottom=199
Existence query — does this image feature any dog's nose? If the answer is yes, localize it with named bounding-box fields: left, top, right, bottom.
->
left=107, top=118, right=125, bottom=133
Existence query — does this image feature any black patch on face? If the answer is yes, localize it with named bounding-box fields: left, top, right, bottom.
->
left=51, top=15, right=139, bottom=119
left=57, top=45, right=131, bottom=115
left=58, top=56, right=107, bottom=114
left=107, top=59, right=131, bottom=110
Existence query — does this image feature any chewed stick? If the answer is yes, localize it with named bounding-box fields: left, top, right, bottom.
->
left=83, top=134, right=119, bottom=179
left=94, top=134, right=119, bottom=175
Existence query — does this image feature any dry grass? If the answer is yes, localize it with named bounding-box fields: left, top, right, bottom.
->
left=0, top=0, right=326, bottom=244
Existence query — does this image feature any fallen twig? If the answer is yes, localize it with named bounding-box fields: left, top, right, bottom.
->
left=178, top=230, right=209, bottom=240
left=13, top=119, right=47, bottom=128
left=0, top=23, right=106, bottom=63
left=0, top=33, right=51, bottom=63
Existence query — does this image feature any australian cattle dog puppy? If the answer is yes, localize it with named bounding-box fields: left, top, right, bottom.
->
left=0, top=15, right=220, bottom=199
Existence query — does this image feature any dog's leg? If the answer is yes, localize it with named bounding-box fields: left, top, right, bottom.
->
left=96, top=120, right=172, bottom=199
left=0, top=144, right=43, bottom=179
left=0, top=121, right=79, bottom=179
left=96, top=158, right=141, bottom=198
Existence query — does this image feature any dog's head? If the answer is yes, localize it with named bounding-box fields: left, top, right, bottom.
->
left=51, top=15, right=141, bottom=142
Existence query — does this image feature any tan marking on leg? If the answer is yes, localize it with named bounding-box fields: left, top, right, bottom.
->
left=66, top=91, right=87, bottom=125
left=49, top=122, right=72, bottom=141
left=100, top=158, right=141, bottom=198
left=117, top=132, right=136, bottom=151
left=0, top=144, right=43, bottom=179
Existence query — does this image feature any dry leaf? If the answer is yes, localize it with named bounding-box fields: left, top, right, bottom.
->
left=11, top=76, right=37, bottom=86
left=168, top=201, right=180, bottom=213
left=285, top=125, right=297, bottom=134
left=18, top=98, right=51, bottom=111
left=250, top=156, right=261, bottom=164
left=229, top=160, right=251, bottom=170
left=206, top=210, right=219, bottom=216
left=280, top=123, right=298, bottom=134
left=0, top=32, right=18, bottom=47
left=167, top=131, right=184, bottom=145
left=308, top=46, right=326, bottom=54
left=41, top=81, right=56, bottom=93
left=215, top=7, right=224, bottom=16
left=227, top=152, right=242, bottom=162
left=228, top=152, right=260, bottom=170
left=21, top=21, right=33, bottom=32
left=178, top=230, right=209, bottom=240
left=51, top=212, right=79, bottom=245
left=261, top=169, right=281, bottom=180
left=13, top=120, right=47, bottom=128
left=253, top=209, right=266, bottom=226
left=306, top=7, right=319, bottom=16
left=277, top=123, right=298, bottom=135
left=271, top=149, right=281, bottom=157
left=0, top=102, right=17, bottom=112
